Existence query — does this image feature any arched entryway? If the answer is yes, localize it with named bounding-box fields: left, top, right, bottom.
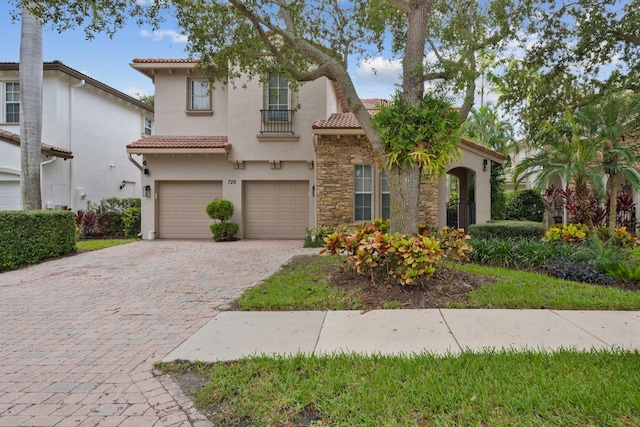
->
left=446, top=167, right=476, bottom=231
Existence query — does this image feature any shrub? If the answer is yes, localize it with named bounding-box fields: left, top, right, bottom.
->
left=469, top=236, right=572, bottom=269
left=543, top=259, right=622, bottom=286
left=205, top=199, right=234, bottom=222
left=0, top=210, right=76, bottom=271
left=322, top=224, right=471, bottom=285
left=83, top=197, right=141, bottom=238
left=205, top=198, right=238, bottom=241
left=210, top=222, right=240, bottom=242
left=305, top=225, right=344, bottom=248
left=506, top=189, right=545, bottom=222
left=122, top=207, right=141, bottom=238
left=545, top=223, right=590, bottom=245
left=468, top=220, right=546, bottom=239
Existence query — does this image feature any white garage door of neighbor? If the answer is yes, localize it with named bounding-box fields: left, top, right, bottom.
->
left=0, top=181, right=21, bottom=210
left=158, top=181, right=223, bottom=239
left=244, top=181, right=309, bottom=239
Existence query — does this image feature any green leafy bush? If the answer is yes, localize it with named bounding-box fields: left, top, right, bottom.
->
left=469, top=220, right=546, bottom=239
left=205, top=198, right=238, bottom=241
left=305, top=225, right=340, bottom=248
left=545, top=223, right=590, bottom=245
left=469, top=236, right=572, bottom=269
left=506, top=189, right=544, bottom=222
left=210, top=222, right=240, bottom=242
left=82, top=197, right=141, bottom=238
left=322, top=222, right=471, bottom=285
left=122, top=207, right=141, bottom=238
left=0, top=210, right=76, bottom=271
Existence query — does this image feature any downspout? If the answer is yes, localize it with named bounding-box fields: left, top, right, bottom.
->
left=40, top=156, right=56, bottom=209
left=128, top=153, right=143, bottom=171
left=68, top=79, right=85, bottom=209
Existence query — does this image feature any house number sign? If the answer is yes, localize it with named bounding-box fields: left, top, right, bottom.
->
left=228, top=180, right=236, bottom=184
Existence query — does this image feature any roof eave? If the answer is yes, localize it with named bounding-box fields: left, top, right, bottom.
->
left=126, top=147, right=229, bottom=155
left=312, top=128, right=365, bottom=136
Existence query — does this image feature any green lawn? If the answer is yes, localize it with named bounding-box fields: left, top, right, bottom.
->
left=158, top=349, right=640, bottom=426
left=76, top=238, right=137, bottom=252
left=236, top=255, right=640, bottom=311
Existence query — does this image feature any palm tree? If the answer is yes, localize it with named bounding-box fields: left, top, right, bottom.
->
left=514, top=109, right=605, bottom=226
left=19, top=5, right=43, bottom=210
left=583, top=95, right=640, bottom=233
left=461, top=104, right=517, bottom=155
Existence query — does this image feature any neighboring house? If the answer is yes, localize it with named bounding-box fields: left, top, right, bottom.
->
left=0, top=61, right=154, bottom=210
left=127, top=58, right=504, bottom=240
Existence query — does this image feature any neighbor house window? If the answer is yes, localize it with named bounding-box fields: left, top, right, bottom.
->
left=187, top=78, right=211, bottom=111
left=5, top=82, right=19, bottom=123
left=354, top=165, right=373, bottom=221
left=381, top=172, right=391, bottom=220
left=144, top=117, right=153, bottom=135
left=267, top=72, right=290, bottom=121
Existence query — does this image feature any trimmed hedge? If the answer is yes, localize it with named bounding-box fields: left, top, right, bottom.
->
left=0, top=210, right=76, bottom=271
left=468, top=220, right=546, bottom=240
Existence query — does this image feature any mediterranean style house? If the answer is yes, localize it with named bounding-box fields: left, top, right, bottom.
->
left=0, top=61, right=154, bottom=210
left=127, top=58, right=504, bottom=240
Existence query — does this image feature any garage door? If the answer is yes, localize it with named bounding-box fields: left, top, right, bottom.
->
left=158, top=181, right=222, bottom=239
left=0, top=181, right=21, bottom=210
left=244, top=181, right=309, bottom=239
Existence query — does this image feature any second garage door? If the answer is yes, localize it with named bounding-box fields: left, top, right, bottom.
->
left=244, top=181, right=309, bottom=239
left=158, top=181, right=223, bottom=239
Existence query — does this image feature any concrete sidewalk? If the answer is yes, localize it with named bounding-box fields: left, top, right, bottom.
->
left=164, top=309, right=640, bottom=362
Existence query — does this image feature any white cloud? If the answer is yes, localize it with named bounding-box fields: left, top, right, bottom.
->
left=139, top=29, right=188, bottom=44
left=124, top=86, right=150, bottom=98
left=355, top=57, right=402, bottom=87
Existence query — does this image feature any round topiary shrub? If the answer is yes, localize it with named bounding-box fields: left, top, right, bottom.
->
left=506, top=189, right=545, bottom=222
left=205, top=198, right=234, bottom=222
left=205, top=198, right=238, bottom=241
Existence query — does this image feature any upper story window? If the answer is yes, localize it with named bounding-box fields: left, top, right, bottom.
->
left=186, top=78, right=212, bottom=115
left=267, top=72, right=290, bottom=122
left=4, top=82, right=19, bottom=123
left=144, top=117, right=153, bottom=136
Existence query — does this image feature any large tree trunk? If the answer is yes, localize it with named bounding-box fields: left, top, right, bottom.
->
left=19, top=6, right=43, bottom=210
left=387, top=165, right=423, bottom=234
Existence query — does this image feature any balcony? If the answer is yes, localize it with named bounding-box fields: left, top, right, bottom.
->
left=260, top=109, right=294, bottom=134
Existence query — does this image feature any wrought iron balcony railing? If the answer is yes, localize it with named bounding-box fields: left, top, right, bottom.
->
left=260, top=109, right=294, bottom=134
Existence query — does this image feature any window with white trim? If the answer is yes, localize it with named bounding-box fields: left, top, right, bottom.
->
left=354, top=165, right=373, bottom=221
left=4, top=82, right=19, bottom=123
left=267, top=72, right=290, bottom=121
left=187, top=78, right=211, bottom=111
left=144, top=117, right=153, bottom=136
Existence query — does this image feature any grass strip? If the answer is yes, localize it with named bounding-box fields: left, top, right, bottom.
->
left=235, top=255, right=362, bottom=310
left=76, top=238, right=137, bottom=252
left=163, top=348, right=640, bottom=426
left=458, top=263, right=640, bottom=310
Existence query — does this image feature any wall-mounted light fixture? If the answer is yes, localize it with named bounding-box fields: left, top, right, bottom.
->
left=143, top=185, right=151, bottom=197
left=143, top=168, right=150, bottom=175
left=482, top=159, right=488, bottom=171
left=119, top=180, right=127, bottom=190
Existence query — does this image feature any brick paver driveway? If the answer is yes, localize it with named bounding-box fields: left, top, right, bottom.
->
left=0, top=240, right=316, bottom=426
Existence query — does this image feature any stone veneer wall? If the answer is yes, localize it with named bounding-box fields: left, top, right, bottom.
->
left=315, top=134, right=439, bottom=226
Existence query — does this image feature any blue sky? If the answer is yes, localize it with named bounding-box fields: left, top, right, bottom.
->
left=0, top=4, right=401, bottom=101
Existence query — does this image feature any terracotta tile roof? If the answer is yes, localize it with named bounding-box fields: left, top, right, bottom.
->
left=312, top=113, right=362, bottom=129
left=0, top=129, right=73, bottom=159
left=131, top=58, right=199, bottom=64
left=127, top=135, right=230, bottom=150
left=460, top=138, right=507, bottom=162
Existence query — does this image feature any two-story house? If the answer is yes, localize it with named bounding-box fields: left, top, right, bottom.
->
left=127, top=58, right=340, bottom=239
left=128, top=58, right=504, bottom=240
left=0, top=61, right=154, bottom=210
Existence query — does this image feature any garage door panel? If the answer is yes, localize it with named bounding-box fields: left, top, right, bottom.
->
left=158, top=181, right=222, bottom=239
left=244, top=181, right=308, bottom=239
left=0, top=181, right=21, bottom=210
